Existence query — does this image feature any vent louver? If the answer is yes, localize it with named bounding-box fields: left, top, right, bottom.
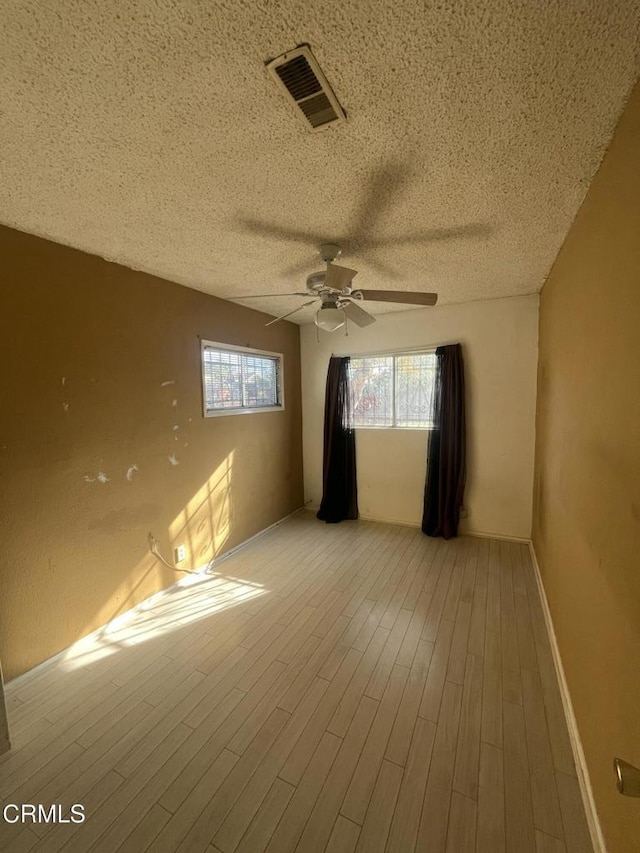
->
left=266, top=45, right=346, bottom=131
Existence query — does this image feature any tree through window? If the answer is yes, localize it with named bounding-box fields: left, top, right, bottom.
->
left=349, top=352, right=436, bottom=428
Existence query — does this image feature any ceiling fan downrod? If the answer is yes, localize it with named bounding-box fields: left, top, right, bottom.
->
left=319, top=243, right=342, bottom=264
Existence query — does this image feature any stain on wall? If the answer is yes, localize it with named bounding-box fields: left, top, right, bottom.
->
left=0, top=225, right=303, bottom=681
left=533, top=81, right=640, bottom=853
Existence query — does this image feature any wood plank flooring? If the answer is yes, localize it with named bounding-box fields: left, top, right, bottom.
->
left=0, top=513, right=593, bottom=852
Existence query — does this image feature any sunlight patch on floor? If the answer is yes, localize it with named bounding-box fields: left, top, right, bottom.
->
left=61, top=568, right=266, bottom=671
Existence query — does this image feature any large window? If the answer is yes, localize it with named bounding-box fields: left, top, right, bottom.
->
left=201, top=341, right=284, bottom=417
left=349, top=351, right=436, bottom=428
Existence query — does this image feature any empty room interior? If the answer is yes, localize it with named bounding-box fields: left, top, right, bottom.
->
left=1, top=2, right=639, bottom=852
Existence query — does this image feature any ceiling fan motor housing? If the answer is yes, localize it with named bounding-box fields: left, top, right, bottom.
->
left=306, top=271, right=326, bottom=292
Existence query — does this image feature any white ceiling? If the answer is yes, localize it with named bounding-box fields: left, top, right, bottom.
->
left=1, top=1, right=639, bottom=323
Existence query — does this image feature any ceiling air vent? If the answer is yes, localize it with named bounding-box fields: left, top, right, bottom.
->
left=266, top=45, right=346, bottom=131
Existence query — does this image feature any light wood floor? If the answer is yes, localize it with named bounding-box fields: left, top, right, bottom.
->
left=0, top=513, right=593, bottom=853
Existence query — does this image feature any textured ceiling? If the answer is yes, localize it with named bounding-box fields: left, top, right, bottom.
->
left=1, top=1, right=639, bottom=324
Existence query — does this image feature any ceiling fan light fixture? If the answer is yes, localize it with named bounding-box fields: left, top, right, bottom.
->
left=315, top=306, right=345, bottom=332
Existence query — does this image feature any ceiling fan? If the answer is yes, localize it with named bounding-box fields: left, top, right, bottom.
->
left=232, top=243, right=438, bottom=331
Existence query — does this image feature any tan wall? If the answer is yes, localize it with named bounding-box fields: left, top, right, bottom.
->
left=533, top=81, right=640, bottom=853
left=0, top=226, right=303, bottom=682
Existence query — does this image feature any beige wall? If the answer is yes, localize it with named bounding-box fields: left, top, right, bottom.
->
left=0, top=226, right=303, bottom=681
left=533, top=82, right=640, bottom=853
left=301, top=294, right=539, bottom=539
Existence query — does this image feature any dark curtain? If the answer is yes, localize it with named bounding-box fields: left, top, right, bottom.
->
left=317, top=356, right=358, bottom=523
left=422, top=343, right=466, bottom=539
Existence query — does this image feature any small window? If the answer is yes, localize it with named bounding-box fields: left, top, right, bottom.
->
left=349, top=351, right=436, bottom=429
left=201, top=341, right=284, bottom=417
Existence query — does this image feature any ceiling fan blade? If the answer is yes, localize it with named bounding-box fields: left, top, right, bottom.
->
left=265, top=299, right=317, bottom=326
left=364, top=223, right=493, bottom=249
left=237, top=217, right=320, bottom=246
left=231, top=292, right=311, bottom=299
left=357, top=289, right=438, bottom=306
left=324, top=262, right=358, bottom=291
left=341, top=300, right=377, bottom=327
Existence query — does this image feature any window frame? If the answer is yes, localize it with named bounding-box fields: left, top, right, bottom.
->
left=201, top=340, right=285, bottom=418
left=349, top=349, right=436, bottom=431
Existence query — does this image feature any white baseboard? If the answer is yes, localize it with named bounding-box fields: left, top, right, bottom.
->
left=7, top=506, right=304, bottom=691
left=307, top=505, right=530, bottom=543
left=359, top=513, right=421, bottom=528
left=528, top=541, right=606, bottom=853
left=305, top=506, right=423, bottom=529
left=206, top=506, right=304, bottom=568
left=464, top=529, right=531, bottom=544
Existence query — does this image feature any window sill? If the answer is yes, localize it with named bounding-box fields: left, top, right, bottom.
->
left=353, top=425, right=433, bottom=432
left=204, top=405, right=284, bottom=418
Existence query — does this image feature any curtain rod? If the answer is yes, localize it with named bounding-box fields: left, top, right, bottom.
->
left=331, top=341, right=458, bottom=359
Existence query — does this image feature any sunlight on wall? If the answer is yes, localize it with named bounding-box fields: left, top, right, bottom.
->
left=169, top=450, right=235, bottom=565
left=62, top=565, right=265, bottom=671
left=68, top=451, right=242, bottom=672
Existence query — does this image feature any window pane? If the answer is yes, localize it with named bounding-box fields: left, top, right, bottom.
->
left=395, top=353, right=437, bottom=427
left=348, top=352, right=436, bottom=428
left=203, top=347, right=281, bottom=413
left=241, top=354, right=278, bottom=407
left=350, top=356, right=393, bottom=426
left=203, top=349, right=242, bottom=409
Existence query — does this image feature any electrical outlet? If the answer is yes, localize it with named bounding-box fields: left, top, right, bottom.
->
left=174, top=544, right=186, bottom=563
left=459, top=507, right=469, bottom=519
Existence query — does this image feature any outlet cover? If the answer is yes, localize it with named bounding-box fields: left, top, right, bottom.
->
left=174, top=545, right=186, bottom=563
